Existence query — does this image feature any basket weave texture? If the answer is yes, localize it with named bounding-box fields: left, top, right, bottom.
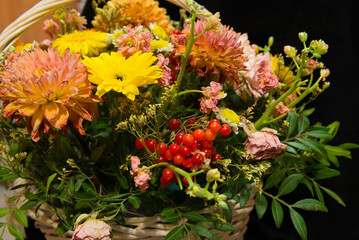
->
left=28, top=188, right=256, bottom=240
left=1, top=0, right=254, bottom=239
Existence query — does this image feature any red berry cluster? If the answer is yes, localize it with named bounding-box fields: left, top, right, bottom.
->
left=135, top=118, right=231, bottom=186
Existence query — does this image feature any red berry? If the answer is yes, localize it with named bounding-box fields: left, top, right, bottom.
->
left=202, top=148, right=212, bottom=157
left=190, top=141, right=198, bottom=152
left=173, top=154, right=185, bottom=166
left=209, top=122, right=221, bottom=133
left=158, top=155, right=167, bottom=164
left=175, top=132, right=184, bottom=145
left=201, top=140, right=213, bottom=149
left=183, top=158, right=193, bottom=168
left=160, top=176, right=172, bottom=186
left=135, top=138, right=146, bottom=149
left=209, top=119, right=220, bottom=126
left=180, top=145, right=192, bottom=157
left=146, top=139, right=157, bottom=152
left=210, top=146, right=217, bottom=156
left=187, top=118, right=197, bottom=127
left=212, top=154, right=222, bottom=162
left=193, top=129, right=205, bottom=141
left=182, top=176, right=189, bottom=186
left=183, top=134, right=195, bottom=146
left=169, top=143, right=180, bottom=155
left=169, top=119, right=181, bottom=130
left=162, top=168, right=175, bottom=181
left=219, top=124, right=231, bottom=136
left=205, top=129, right=216, bottom=141
left=172, top=29, right=181, bottom=35
left=156, top=142, right=168, bottom=155
left=165, top=149, right=173, bottom=161
left=192, top=153, right=204, bottom=165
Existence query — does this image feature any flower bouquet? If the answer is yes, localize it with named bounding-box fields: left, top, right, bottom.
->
left=0, top=0, right=357, bottom=239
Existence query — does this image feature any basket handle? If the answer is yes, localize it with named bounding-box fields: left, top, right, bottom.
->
left=0, top=0, right=211, bottom=53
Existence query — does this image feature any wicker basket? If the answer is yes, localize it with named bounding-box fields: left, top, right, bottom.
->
left=26, top=187, right=256, bottom=240
left=0, top=0, right=255, bottom=239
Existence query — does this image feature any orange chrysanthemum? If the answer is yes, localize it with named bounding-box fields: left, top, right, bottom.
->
left=172, top=21, right=247, bottom=84
left=0, top=47, right=99, bottom=142
left=92, top=0, right=174, bottom=34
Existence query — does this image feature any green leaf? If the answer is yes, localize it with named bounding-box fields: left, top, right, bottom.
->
left=263, top=169, right=287, bottom=190
left=313, top=182, right=324, bottom=204
left=13, top=208, right=28, bottom=228
left=289, top=208, right=307, bottom=240
left=55, top=221, right=69, bottom=235
left=338, top=143, right=359, bottom=149
left=162, top=213, right=180, bottom=223
left=298, top=116, right=310, bottom=133
left=46, top=173, right=57, bottom=195
left=324, top=145, right=352, bottom=158
left=277, top=174, right=304, bottom=197
left=203, top=215, right=237, bottom=231
left=286, top=141, right=311, bottom=151
left=271, top=199, right=284, bottom=228
left=90, top=144, right=107, bottom=163
left=306, top=130, right=332, bottom=140
left=8, top=224, right=24, bottom=240
left=302, top=108, right=315, bottom=116
left=292, top=199, right=328, bottom=212
left=255, top=194, right=268, bottom=219
left=301, top=178, right=314, bottom=197
left=183, top=211, right=207, bottom=222
left=128, top=196, right=141, bottom=209
left=286, top=112, right=298, bottom=138
left=314, top=168, right=340, bottom=180
left=0, top=172, right=19, bottom=181
left=326, top=121, right=340, bottom=139
left=320, top=186, right=346, bottom=207
left=164, top=226, right=184, bottom=240
left=7, top=196, right=18, bottom=204
left=239, top=186, right=250, bottom=208
left=188, top=223, right=213, bottom=239
left=0, top=208, right=11, bottom=218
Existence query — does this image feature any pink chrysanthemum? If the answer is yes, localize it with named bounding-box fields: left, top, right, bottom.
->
left=0, top=47, right=99, bottom=142
left=199, top=81, right=226, bottom=114
left=115, top=24, right=151, bottom=57
left=172, top=20, right=246, bottom=84
left=156, top=54, right=172, bottom=87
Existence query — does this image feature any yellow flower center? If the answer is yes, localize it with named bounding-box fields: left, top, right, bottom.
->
left=221, top=108, right=240, bottom=124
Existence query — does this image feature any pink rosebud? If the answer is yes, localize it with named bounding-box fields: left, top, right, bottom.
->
left=130, top=156, right=141, bottom=175
left=72, top=219, right=111, bottom=240
left=134, top=167, right=152, bottom=191
left=244, top=126, right=287, bottom=160
left=199, top=81, right=226, bottom=114
left=156, top=54, right=172, bottom=87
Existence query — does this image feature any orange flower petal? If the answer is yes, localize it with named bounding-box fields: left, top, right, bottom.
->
left=42, top=102, right=60, bottom=121
left=49, top=104, right=69, bottom=130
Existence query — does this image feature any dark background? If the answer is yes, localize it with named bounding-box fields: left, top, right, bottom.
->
left=26, top=0, right=359, bottom=239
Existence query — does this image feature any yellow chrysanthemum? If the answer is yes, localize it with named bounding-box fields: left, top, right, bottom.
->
left=271, top=55, right=305, bottom=98
left=82, top=52, right=163, bottom=100
left=92, top=0, right=175, bottom=34
left=52, top=30, right=109, bottom=57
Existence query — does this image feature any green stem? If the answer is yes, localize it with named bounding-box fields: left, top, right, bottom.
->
left=177, top=89, right=203, bottom=97
left=254, top=54, right=308, bottom=129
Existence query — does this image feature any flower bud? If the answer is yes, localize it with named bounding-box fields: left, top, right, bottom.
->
left=310, top=40, right=328, bottom=56
left=298, top=32, right=308, bottom=43
left=283, top=46, right=297, bottom=58
left=205, top=12, right=221, bottom=34
left=206, top=168, right=221, bottom=182
left=320, top=68, right=330, bottom=78
left=72, top=218, right=111, bottom=240
left=218, top=201, right=228, bottom=210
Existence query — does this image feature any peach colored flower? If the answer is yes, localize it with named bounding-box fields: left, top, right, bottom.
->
left=199, top=81, right=226, bottom=114
left=130, top=155, right=141, bottom=175
left=115, top=24, right=151, bottom=57
left=134, top=167, right=152, bottom=191
left=244, top=126, right=287, bottom=160
left=172, top=20, right=246, bottom=84
left=72, top=219, right=111, bottom=240
left=243, top=52, right=278, bottom=99
left=156, top=53, right=172, bottom=87
left=43, top=19, right=60, bottom=40
left=0, top=47, right=99, bottom=142
left=268, top=99, right=290, bottom=117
